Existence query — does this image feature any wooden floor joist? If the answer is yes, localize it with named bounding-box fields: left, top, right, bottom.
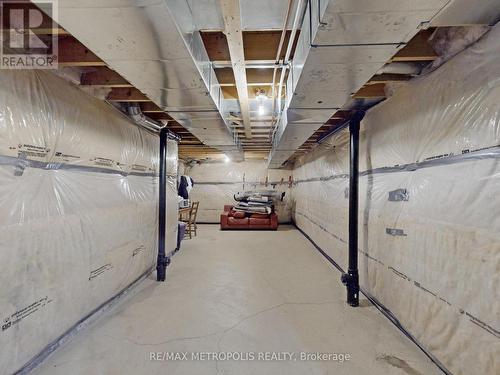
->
left=58, top=36, right=106, bottom=67
left=106, top=88, right=150, bottom=102
left=242, top=30, right=299, bottom=61
left=30, top=27, right=68, bottom=35
left=139, top=102, right=164, bottom=113
left=222, top=85, right=283, bottom=99
left=392, top=29, right=437, bottom=62
left=147, top=112, right=172, bottom=121
left=215, top=67, right=281, bottom=86
left=353, top=83, right=386, bottom=98
left=81, top=67, right=132, bottom=87
left=366, top=74, right=412, bottom=84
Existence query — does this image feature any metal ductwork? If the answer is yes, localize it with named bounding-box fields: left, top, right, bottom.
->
left=377, top=62, right=423, bottom=76
left=54, top=0, right=243, bottom=160
left=268, top=0, right=451, bottom=168
left=125, top=103, right=164, bottom=133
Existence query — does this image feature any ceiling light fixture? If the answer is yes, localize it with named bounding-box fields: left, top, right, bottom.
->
left=256, top=89, right=267, bottom=116
left=258, top=104, right=265, bottom=116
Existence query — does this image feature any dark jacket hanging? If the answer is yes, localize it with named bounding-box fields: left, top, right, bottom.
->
left=178, top=176, right=194, bottom=199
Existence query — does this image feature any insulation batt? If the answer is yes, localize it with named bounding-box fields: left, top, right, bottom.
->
left=0, top=70, right=178, bottom=374
left=292, top=23, right=500, bottom=375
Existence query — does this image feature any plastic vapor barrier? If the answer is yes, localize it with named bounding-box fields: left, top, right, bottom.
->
left=0, top=70, right=176, bottom=374
left=166, top=138, right=179, bottom=254
left=292, top=24, right=500, bottom=375
left=185, top=161, right=292, bottom=223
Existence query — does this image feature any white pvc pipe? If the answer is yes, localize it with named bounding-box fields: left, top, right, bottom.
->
left=270, top=0, right=293, bottom=127
left=272, top=0, right=304, bottom=140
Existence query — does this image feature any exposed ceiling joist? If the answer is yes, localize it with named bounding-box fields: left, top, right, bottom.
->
left=139, top=102, right=164, bottom=113
left=229, top=116, right=273, bottom=122
left=391, top=29, right=438, bottom=62
left=366, top=73, right=412, bottom=84
left=201, top=30, right=299, bottom=62
left=106, top=88, right=150, bottom=102
left=219, top=0, right=252, bottom=139
left=353, top=83, right=386, bottom=99
left=25, top=27, right=68, bottom=35
left=243, top=30, right=299, bottom=60
left=236, top=130, right=271, bottom=134
left=233, top=126, right=272, bottom=130
left=213, top=60, right=287, bottom=69
left=81, top=67, right=132, bottom=87
left=58, top=36, right=106, bottom=67
left=220, top=82, right=278, bottom=87
left=147, top=112, right=172, bottom=121
left=221, top=85, right=282, bottom=99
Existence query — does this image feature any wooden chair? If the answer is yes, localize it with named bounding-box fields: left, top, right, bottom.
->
left=185, top=201, right=199, bottom=238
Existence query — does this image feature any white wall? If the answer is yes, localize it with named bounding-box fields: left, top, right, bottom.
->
left=0, top=70, right=167, bottom=374
left=292, top=25, right=500, bottom=375
left=185, top=160, right=293, bottom=223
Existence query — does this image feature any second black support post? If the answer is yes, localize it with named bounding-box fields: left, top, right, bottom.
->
left=157, top=128, right=170, bottom=281
left=341, top=111, right=365, bottom=306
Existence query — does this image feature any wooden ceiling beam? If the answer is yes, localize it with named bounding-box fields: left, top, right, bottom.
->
left=139, top=102, right=164, bottom=113
left=178, top=149, right=221, bottom=152
left=81, top=67, right=132, bottom=87
left=186, top=147, right=211, bottom=150
left=27, top=27, right=68, bottom=35
left=200, top=31, right=231, bottom=61
left=243, top=30, right=299, bottom=60
left=200, top=30, right=299, bottom=62
left=222, top=85, right=283, bottom=99
left=170, top=131, right=192, bottom=135
left=179, top=151, right=222, bottom=155
left=367, top=73, right=412, bottom=84
left=238, top=131, right=271, bottom=135
left=241, top=142, right=271, bottom=145
left=168, top=128, right=190, bottom=132
left=391, top=29, right=437, bottom=62
left=147, top=112, right=173, bottom=121
left=215, top=67, right=275, bottom=85
left=241, top=143, right=272, bottom=146
left=233, top=126, right=271, bottom=133
left=58, top=36, right=106, bottom=67
left=106, top=87, right=150, bottom=102
left=219, top=0, right=252, bottom=138
left=353, top=83, right=386, bottom=98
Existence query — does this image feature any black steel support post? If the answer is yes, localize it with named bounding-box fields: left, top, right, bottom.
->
left=341, top=111, right=365, bottom=306
left=156, top=128, right=169, bottom=281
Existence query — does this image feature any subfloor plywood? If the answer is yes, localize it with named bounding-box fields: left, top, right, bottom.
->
left=33, top=225, right=442, bottom=375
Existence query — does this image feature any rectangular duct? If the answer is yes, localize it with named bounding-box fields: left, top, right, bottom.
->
left=268, top=0, right=450, bottom=168
left=53, top=0, right=243, bottom=159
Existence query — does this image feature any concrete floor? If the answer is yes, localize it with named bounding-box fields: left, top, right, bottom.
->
left=34, top=225, right=441, bottom=375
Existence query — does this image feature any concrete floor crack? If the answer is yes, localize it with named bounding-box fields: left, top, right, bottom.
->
left=214, top=300, right=337, bottom=374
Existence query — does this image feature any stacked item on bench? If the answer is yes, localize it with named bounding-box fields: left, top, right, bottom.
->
left=220, top=191, right=285, bottom=230
left=233, top=191, right=285, bottom=214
